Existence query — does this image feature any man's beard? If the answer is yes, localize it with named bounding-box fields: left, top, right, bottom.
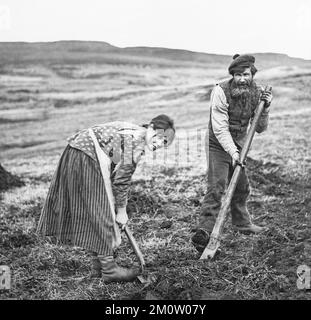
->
left=230, top=80, right=253, bottom=98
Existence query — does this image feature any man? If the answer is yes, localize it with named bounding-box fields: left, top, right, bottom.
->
left=192, top=54, right=273, bottom=254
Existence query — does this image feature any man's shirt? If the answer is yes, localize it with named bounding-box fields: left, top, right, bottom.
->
left=209, top=85, right=270, bottom=157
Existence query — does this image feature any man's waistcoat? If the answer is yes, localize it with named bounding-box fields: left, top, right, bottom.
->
left=208, top=79, right=262, bottom=149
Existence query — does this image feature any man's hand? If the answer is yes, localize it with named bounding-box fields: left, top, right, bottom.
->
left=115, top=207, right=128, bottom=227
left=231, top=151, right=240, bottom=168
left=261, top=90, right=273, bottom=108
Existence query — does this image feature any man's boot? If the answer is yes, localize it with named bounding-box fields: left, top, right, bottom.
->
left=99, top=255, right=139, bottom=283
left=191, top=206, right=216, bottom=254
left=233, top=223, right=267, bottom=234
left=191, top=229, right=210, bottom=254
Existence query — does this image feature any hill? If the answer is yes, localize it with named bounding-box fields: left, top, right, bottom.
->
left=0, top=41, right=309, bottom=68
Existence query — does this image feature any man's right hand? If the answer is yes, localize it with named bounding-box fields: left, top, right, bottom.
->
left=231, top=151, right=240, bottom=168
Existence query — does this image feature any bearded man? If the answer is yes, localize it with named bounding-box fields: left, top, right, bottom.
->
left=192, top=54, right=273, bottom=254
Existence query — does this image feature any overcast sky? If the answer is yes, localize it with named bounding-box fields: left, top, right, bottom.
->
left=0, top=0, right=310, bottom=59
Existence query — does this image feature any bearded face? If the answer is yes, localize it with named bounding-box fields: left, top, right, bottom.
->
left=230, top=67, right=254, bottom=98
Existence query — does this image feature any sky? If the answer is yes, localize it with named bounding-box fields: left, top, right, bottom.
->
left=0, top=0, right=310, bottom=59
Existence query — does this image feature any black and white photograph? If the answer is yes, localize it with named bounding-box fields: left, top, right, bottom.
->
left=0, top=0, right=310, bottom=304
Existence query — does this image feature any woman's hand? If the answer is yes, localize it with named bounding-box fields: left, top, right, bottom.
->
left=116, top=207, right=129, bottom=226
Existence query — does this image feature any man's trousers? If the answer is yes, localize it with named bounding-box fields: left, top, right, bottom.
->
left=199, top=141, right=252, bottom=232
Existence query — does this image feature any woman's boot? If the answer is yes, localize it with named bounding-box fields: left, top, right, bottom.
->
left=98, top=255, right=139, bottom=283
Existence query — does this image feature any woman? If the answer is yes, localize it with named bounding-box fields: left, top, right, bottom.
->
left=37, top=114, right=175, bottom=282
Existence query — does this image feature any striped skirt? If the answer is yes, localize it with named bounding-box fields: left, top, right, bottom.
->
left=37, top=145, right=115, bottom=256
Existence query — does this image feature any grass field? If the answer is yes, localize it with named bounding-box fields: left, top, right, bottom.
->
left=0, top=42, right=311, bottom=300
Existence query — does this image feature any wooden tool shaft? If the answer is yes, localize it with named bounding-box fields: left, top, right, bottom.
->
left=240, top=100, right=266, bottom=162
left=211, top=165, right=242, bottom=237
left=124, top=225, right=145, bottom=271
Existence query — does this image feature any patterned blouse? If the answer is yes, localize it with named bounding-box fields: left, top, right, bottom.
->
left=67, top=121, right=146, bottom=208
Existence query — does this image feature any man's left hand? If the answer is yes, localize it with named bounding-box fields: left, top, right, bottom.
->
left=261, top=91, right=273, bottom=108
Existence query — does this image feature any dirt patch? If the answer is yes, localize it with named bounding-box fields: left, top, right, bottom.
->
left=0, top=158, right=310, bottom=300
left=0, top=164, right=25, bottom=192
left=121, top=158, right=310, bottom=300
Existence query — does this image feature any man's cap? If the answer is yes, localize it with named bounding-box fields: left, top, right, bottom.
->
left=228, top=54, right=256, bottom=75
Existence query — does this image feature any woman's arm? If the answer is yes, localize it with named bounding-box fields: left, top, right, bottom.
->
left=111, top=133, right=145, bottom=225
left=111, top=162, right=137, bottom=209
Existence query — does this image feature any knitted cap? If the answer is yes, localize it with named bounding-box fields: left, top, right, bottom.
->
left=228, top=54, right=256, bottom=75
